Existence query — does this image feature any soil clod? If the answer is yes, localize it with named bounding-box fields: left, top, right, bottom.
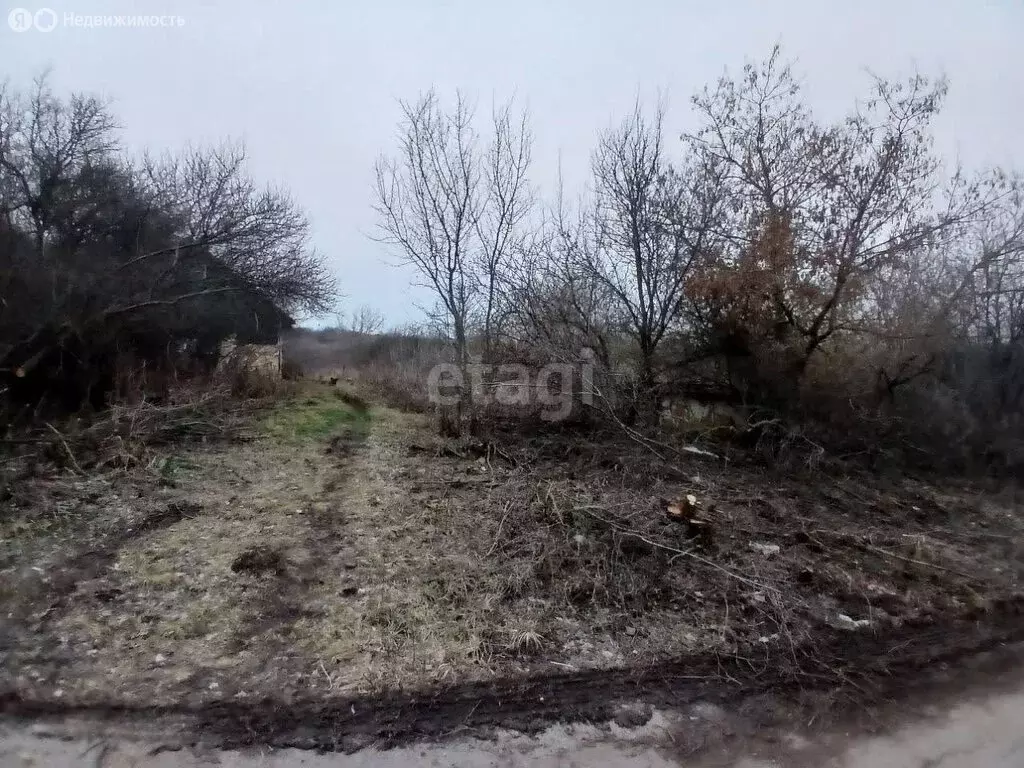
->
left=231, top=546, right=286, bottom=576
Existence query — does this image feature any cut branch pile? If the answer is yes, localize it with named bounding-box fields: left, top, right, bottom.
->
left=2, top=385, right=256, bottom=476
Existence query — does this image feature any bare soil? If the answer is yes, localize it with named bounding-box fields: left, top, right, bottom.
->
left=1, top=382, right=1023, bottom=751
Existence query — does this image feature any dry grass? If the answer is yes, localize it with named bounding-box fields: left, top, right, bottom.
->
left=2, top=380, right=1023, bottom=708
left=1, top=383, right=256, bottom=484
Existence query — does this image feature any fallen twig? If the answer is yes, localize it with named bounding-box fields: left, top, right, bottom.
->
left=44, top=422, right=84, bottom=475
left=861, top=542, right=976, bottom=581
left=485, top=499, right=516, bottom=557
left=576, top=505, right=780, bottom=594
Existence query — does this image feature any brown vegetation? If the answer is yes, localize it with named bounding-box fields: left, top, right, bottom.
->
left=2, top=49, right=1024, bottom=752
left=368, top=48, right=1024, bottom=473
left=1, top=381, right=1021, bottom=751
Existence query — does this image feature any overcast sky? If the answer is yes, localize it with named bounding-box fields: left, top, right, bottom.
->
left=3, top=0, right=1022, bottom=325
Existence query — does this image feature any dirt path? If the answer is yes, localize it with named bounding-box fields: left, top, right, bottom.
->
left=4, top=659, right=1024, bottom=767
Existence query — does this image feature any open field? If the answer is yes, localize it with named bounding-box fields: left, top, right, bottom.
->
left=2, top=382, right=1023, bottom=749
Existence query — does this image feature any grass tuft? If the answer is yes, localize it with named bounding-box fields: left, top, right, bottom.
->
left=263, top=386, right=372, bottom=442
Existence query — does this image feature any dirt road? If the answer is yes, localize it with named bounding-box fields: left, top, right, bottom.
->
left=4, top=674, right=1024, bottom=768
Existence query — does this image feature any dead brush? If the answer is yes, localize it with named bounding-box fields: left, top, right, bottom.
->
left=20, top=384, right=254, bottom=473
left=353, top=361, right=432, bottom=413
left=744, top=416, right=829, bottom=471
left=471, top=433, right=798, bottom=638
left=480, top=475, right=683, bottom=611
left=215, top=352, right=289, bottom=399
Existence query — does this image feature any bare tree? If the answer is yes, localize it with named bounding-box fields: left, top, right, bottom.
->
left=475, top=101, right=533, bottom=358
left=583, top=101, right=722, bottom=408
left=347, top=304, right=385, bottom=335
left=506, top=203, right=619, bottom=369
left=0, top=74, right=118, bottom=255
left=143, top=142, right=334, bottom=315
left=0, top=72, right=119, bottom=327
left=374, top=90, right=534, bottom=429
left=374, top=91, right=479, bottom=375
left=962, top=188, right=1024, bottom=345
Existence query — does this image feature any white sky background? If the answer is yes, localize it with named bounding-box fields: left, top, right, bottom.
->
left=2, top=0, right=1022, bottom=326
